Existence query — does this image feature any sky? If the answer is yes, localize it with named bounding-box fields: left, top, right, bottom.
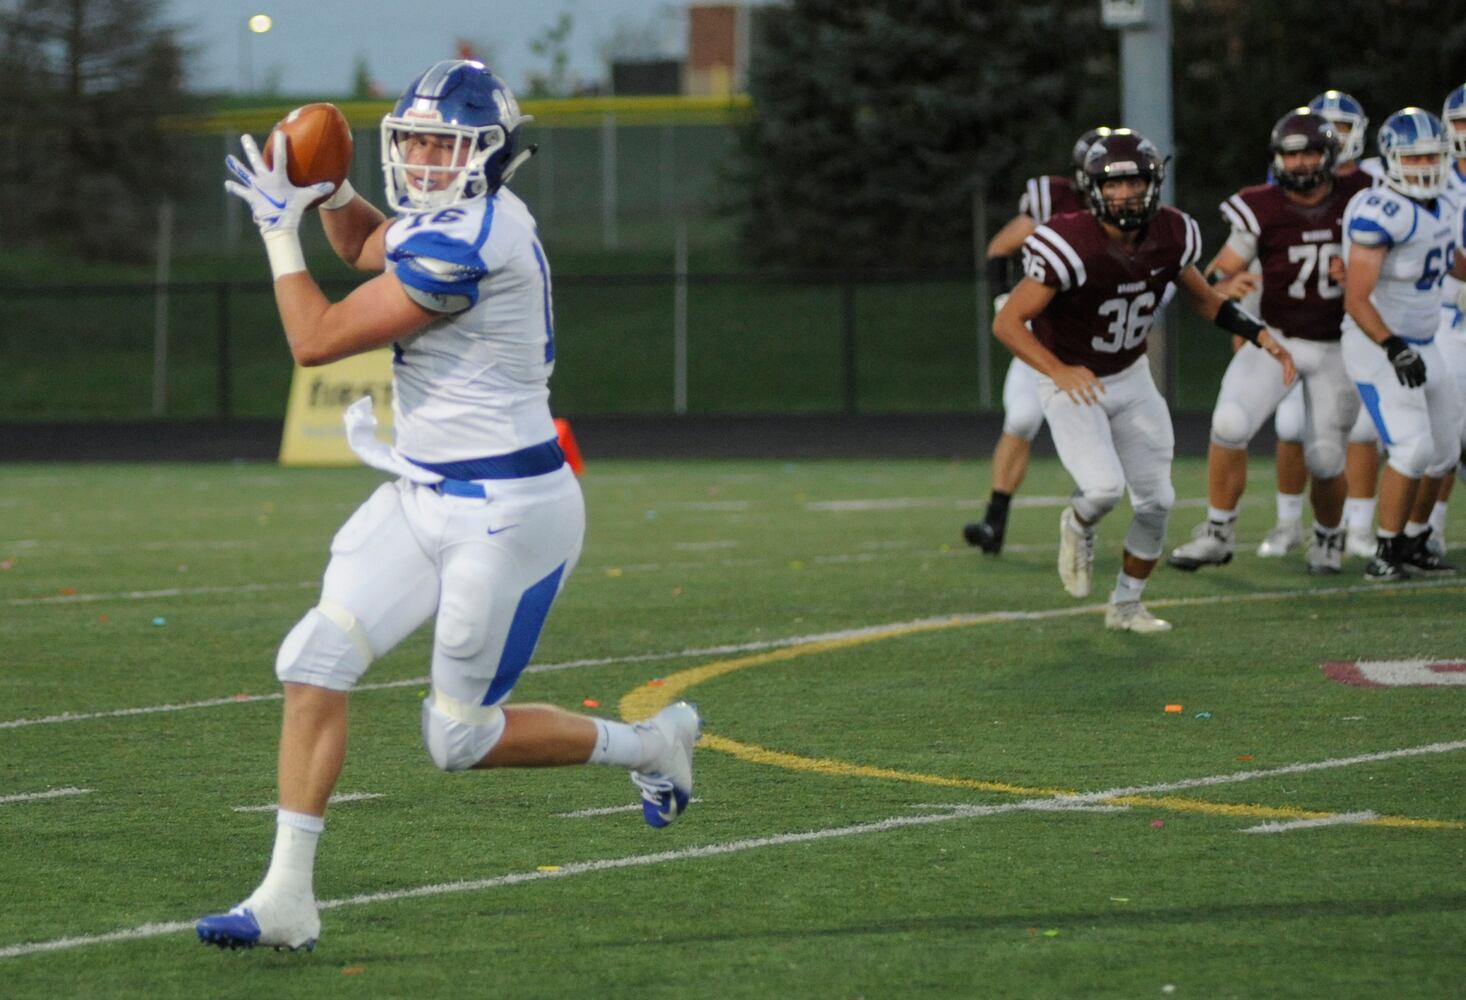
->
left=163, top=0, right=695, bottom=97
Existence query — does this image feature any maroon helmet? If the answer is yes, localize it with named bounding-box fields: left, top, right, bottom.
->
left=1081, top=129, right=1166, bottom=230
left=1269, top=108, right=1338, bottom=192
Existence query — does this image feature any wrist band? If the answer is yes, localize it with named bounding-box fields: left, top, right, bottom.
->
left=320, top=178, right=355, bottom=211
left=262, top=229, right=307, bottom=279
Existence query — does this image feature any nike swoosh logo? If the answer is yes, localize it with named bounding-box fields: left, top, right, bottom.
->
left=260, top=189, right=287, bottom=209
left=486, top=524, right=519, bottom=536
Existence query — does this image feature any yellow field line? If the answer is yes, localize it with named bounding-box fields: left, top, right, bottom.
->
left=617, top=612, right=1463, bottom=831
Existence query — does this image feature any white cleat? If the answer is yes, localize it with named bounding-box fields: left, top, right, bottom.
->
left=1345, top=528, right=1377, bottom=559
left=1306, top=527, right=1344, bottom=575
left=630, top=701, right=701, bottom=828
left=1105, top=599, right=1173, bottom=633
left=1057, top=506, right=1095, bottom=598
left=1167, top=520, right=1234, bottom=571
left=1425, top=532, right=1447, bottom=558
left=1256, top=520, right=1302, bottom=558
left=196, top=890, right=320, bottom=951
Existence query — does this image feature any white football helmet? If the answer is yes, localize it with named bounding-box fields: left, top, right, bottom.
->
left=1443, top=83, right=1466, bottom=161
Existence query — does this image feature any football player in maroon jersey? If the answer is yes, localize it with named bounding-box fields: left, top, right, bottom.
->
left=994, top=131, right=1295, bottom=632
left=1168, top=109, right=1372, bottom=575
left=965, top=127, right=1113, bottom=555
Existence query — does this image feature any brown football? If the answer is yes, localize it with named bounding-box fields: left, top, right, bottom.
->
left=262, top=102, right=353, bottom=208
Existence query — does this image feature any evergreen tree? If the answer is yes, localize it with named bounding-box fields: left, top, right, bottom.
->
left=0, top=0, right=189, bottom=260
left=734, top=0, right=1116, bottom=271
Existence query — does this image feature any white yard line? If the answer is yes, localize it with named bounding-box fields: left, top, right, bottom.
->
left=0, top=787, right=92, bottom=805
left=1242, top=811, right=1380, bottom=834
left=4, top=737, right=1458, bottom=962
left=6, top=580, right=316, bottom=607
left=3, top=578, right=1461, bottom=732
left=232, top=792, right=384, bottom=814
left=555, top=798, right=703, bottom=818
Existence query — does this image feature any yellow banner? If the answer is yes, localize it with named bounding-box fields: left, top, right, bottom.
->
left=278, top=350, right=395, bottom=467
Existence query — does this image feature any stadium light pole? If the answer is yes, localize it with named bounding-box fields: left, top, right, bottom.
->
left=240, top=13, right=273, bottom=94
left=1102, top=0, right=1177, bottom=398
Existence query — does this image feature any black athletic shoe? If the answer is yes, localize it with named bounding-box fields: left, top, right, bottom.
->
left=1400, top=529, right=1457, bottom=576
left=963, top=520, right=1003, bottom=554
left=1364, top=537, right=1405, bottom=583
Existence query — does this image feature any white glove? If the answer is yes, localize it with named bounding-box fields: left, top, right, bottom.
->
left=992, top=293, right=1010, bottom=317
left=224, top=132, right=334, bottom=235
left=224, top=132, right=334, bottom=278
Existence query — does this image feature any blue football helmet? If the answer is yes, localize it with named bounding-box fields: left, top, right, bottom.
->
left=1377, top=108, right=1448, bottom=200
left=1444, top=83, right=1466, bottom=161
left=1308, top=90, right=1368, bottom=163
left=381, top=60, right=534, bottom=211
left=1081, top=129, right=1166, bottom=231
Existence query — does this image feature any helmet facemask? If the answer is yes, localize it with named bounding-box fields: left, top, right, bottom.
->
left=1082, top=132, right=1165, bottom=232
left=382, top=117, right=505, bottom=211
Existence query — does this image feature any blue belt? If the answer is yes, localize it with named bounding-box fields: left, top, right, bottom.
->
left=410, top=439, right=566, bottom=498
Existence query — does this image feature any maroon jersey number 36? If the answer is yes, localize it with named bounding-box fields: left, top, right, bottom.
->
left=1021, top=205, right=1204, bottom=376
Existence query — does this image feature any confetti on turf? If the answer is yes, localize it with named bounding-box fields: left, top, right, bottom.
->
left=583, top=698, right=600, bottom=708
left=59, top=587, right=77, bottom=596
left=1194, top=711, right=1212, bottom=720
left=537, top=865, right=561, bottom=872
left=648, top=678, right=664, bottom=687
left=789, top=560, right=804, bottom=570
left=1164, top=704, right=1182, bottom=713
left=1042, top=929, right=1060, bottom=937
left=233, top=693, right=250, bottom=701
left=342, top=966, right=365, bottom=976
left=152, top=616, right=166, bottom=626
left=1236, top=754, right=1254, bottom=761
left=1110, top=897, right=1130, bottom=903
left=605, top=568, right=623, bottom=577
left=97, top=614, right=108, bottom=624
left=1150, top=819, right=1165, bottom=829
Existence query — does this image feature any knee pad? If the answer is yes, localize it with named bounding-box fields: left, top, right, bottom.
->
left=275, top=601, right=375, bottom=691
left=1303, top=439, right=1346, bottom=481
left=1072, top=485, right=1125, bottom=524
left=1210, top=400, right=1254, bottom=450
left=1124, top=505, right=1172, bottom=562
left=1386, top=435, right=1432, bottom=480
left=421, top=691, right=506, bottom=772
left=1002, top=394, right=1044, bottom=442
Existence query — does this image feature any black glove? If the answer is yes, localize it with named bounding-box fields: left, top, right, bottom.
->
left=1383, top=335, right=1426, bottom=388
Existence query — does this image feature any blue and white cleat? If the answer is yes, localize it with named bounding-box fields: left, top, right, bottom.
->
left=196, top=894, right=319, bottom=951
left=630, top=701, right=701, bottom=828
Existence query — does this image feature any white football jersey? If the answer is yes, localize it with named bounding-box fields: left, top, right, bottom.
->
left=1343, top=184, right=1461, bottom=342
left=382, top=187, right=558, bottom=464
left=1440, top=161, right=1466, bottom=330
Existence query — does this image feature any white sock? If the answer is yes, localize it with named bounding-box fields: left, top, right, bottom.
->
left=256, top=809, right=322, bottom=901
left=1206, top=506, right=1237, bottom=525
left=1429, top=501, right=1448, bottom=538
left=1112, top=571, right=1146, bottom=605
left=1276, top=493, right=1304, bottom=524
left=1313, top=520, right=1343, bottom=537
left=1346, top=498, right=1376, bottom=533
left=587, top=718, right=648, bottom=768
left=1404, top=520, right=1429, bottom=539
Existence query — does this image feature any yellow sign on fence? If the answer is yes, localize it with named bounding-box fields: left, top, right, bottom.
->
left=278, top=350, right=394, bottom=467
